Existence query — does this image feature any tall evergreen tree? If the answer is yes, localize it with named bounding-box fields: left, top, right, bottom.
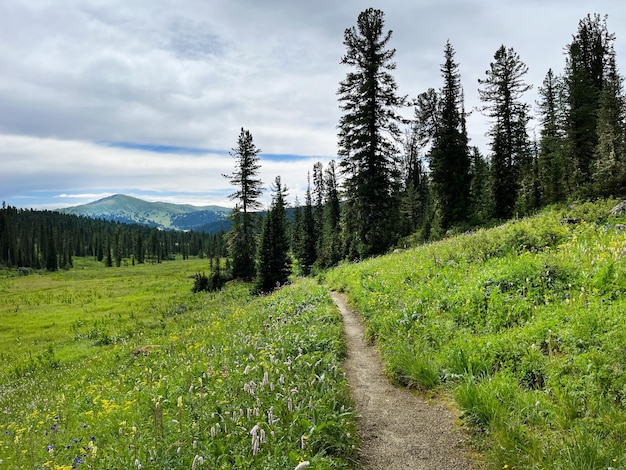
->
left=399, top=125, right=431, bottom=238
left=337, top=8, right=405, bottom=257
left=478, top=45, right=532, bottom=219
left=312, top=162, right=324, bottom=255
left=565, top=14, right=615, bottom=194
left=429, top=41, right=471, bottom=231
left=223, top=128, right=263, bottom=279
left=537, top=69, right=568, bottom=205
left=468, top=147, right=493, bottom=225
left=317, top=161, right=342, bottom=268
left=593, top=52, right=626, bottom=196
left=254, top=177, right=291, bottom=293
left=292, top=177, right=316, bottom=275
left=45, top=227, right=58, bottom=271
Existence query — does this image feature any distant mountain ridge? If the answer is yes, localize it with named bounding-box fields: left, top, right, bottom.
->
left=59, top=194, right=231, bottom=232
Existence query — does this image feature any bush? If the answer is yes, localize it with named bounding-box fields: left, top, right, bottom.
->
left=192, top=271, right=232, bottom=293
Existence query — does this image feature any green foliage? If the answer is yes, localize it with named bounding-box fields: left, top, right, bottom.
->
left=255, top=177, right=291, bottom=294
left=478, top=45, right=533, bottom=219
left=337, top=8, right=404, bottom=257
left=0, top=260, right=358, bottom=468
left=564, top=14, right=621, bottom=196
left=428, top=41, right=472, bottom=230
left=224, top=128, right=263, bottom=280
left=191, top=272, right=227, bottom=293
left=325, top=200, right=626, bottom=469
left=0, top=204, right=222, bottom=271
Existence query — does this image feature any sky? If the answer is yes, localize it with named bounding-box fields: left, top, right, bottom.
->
left=2, top=0, right=626, bottom=210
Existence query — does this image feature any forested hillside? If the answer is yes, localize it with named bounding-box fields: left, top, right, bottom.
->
left=4, top=11, right=626, bottom=290
left=224, top=11, right=626, bottom=289
left=0, top=203, right=225, bottom=270
left=60, top=194, right=230, bottom=232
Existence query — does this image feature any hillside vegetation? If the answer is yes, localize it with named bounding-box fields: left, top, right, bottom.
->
left=60, top=194, right=230, bottom=232
left=325, top=199, right=626, bottom=469
left=0, top=260, right=357, bottom=469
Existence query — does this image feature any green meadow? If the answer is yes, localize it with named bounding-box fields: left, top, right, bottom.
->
left=2, top=199, right=626, bottom=469
left=0, top=259, right=357, bottom=469
left=325, top=199, right=626, bottom=469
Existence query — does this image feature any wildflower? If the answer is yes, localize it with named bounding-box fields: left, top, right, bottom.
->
left=177, top=396, right=183, bottom=408
left=191, top=455, right=204, bottom=469
left=250, top=424, right=262, bottom=455
left=301, top=434, right=308, bottom=449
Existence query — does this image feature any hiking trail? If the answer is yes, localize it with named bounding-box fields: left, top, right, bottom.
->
left=331, top=291, right=479, bottom=469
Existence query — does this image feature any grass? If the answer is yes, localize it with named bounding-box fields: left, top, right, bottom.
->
left=324, top=199, right=626, bottom=469
left=4, top=198, right=626, bottom=469
left=0, top=258, right=358, bottom=469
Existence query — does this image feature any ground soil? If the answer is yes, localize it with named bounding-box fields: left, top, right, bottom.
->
left=331, top=292, right=480, bottom=470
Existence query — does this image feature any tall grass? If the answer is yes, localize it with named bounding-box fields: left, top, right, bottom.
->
left=0, top=259, right=358, bottom=469
left=325, top=199, right=626, bottom=469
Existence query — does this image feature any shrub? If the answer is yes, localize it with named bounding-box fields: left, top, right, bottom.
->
left=192, top=270, right=232, bottom=293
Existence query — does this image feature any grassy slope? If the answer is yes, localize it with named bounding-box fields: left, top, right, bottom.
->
left=0, top=260, right=357, bottom=469
left=325, top=199, right=626, bottom=469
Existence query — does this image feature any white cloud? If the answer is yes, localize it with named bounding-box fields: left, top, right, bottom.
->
left=1, top=1, right=626, bottom=208
left=0, top=134, right=330, bottom=209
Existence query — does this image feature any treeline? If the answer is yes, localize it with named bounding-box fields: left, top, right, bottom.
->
left=223, top=10, right=626, bottom=292
left=0, top=203, right=225, bottom=271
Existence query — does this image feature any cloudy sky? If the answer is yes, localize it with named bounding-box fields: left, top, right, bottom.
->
left=2, top=1, right=625, bottom=210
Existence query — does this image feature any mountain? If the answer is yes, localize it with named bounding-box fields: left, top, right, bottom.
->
left=59, top=194, right=231, bottom=232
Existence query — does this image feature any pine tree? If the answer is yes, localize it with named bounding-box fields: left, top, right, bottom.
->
left=223, top=128, right=263, bottom=279
left=105, top=238, right=113, bottom=267
left=565, top=14, right=615, bottom=194
left=45, top=228, right=58, bottom=271
left=312, top=162, right=324, bottom=255
left=292, top=180, right=316, bottom=276
left=317, top=161, right=342, bottom=268
left=429, top=41, right=471, bottom=231
left=537, top=69, right=568, bottom=205
left=291, top=197, right=304, bottom=264
left=478, top=45, right=532, bottom=219
left=337, top=8, right=405, bottom=257
left=254, top=177, right=291, bottom=293
left=299, top=178, right=316, bottom=275
left=468, top=147, right=493, bottom=225
left=399, top=125, right=431, bottom=238
left=593, top=52, right=626, bottom=196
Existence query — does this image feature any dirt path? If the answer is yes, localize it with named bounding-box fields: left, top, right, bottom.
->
left=331, top=292, right=478, bottom=470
